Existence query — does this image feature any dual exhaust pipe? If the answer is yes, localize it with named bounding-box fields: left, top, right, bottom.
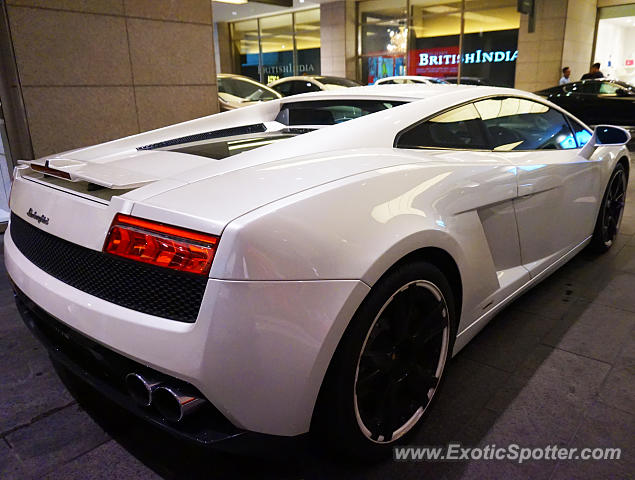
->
left=125, top=373, right=205, bottom=422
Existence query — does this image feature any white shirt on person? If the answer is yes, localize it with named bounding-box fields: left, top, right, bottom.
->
left=559, top=76, right=571, bottom=85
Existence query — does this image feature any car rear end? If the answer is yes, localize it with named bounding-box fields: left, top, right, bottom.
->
left=3, top=117, right=377, bottom=445
left=5, top=161, right=250, bottom=445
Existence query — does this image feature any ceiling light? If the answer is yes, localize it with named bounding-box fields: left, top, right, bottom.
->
left=424, top=6, right=457, bottom=14
left=214, top=0, right=247, bottom=4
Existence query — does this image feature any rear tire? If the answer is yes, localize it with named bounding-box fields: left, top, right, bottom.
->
left=590, top=163, right=627, bottom=253
left=313, top=261, right=456, bottom=459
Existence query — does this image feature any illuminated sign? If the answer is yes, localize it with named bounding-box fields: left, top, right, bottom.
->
left=418, top=49, right=518, bottom=66
left=409, top=46, right=518, bottom=77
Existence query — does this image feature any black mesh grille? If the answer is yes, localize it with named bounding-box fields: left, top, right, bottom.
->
left=137, top=123, right=267, bottom=150
left=9, top=213, right=207, bottom=322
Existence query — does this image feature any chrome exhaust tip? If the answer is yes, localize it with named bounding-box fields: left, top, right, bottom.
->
left=125, top=373, right=162, bottom=407
left=153, top=386, right=205, bottom=422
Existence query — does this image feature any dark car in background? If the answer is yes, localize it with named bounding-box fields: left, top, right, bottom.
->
left=535, top=79, right=635, bottom=133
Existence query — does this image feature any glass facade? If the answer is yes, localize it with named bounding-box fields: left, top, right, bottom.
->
left=359, top=0, right=409, bottom=85
left=359, top=0, right=520, bottom=86
left=231, top=9, right=321, bottom=85
left=594, top=4, right=635, bottom=85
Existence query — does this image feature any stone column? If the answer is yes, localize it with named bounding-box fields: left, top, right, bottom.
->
left=4, top=0, right=219, bottom=159
left=320, top=0, right=357, bottom=80
left=561, top=0, right=598, bottom=82
left=514, top=0, right=597, bottom=92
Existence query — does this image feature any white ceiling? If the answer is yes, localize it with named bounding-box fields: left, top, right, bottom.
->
left=212, top=0, right=329, bottom=22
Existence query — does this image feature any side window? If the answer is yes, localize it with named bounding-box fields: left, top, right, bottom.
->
left=272, top=81, right=294, bottom=97
left=396, top=103, right=489, bottom=150
left=217, top=78, right=227, bottom=94
left=474, top=97, right=577, bottom=151
left=567, top=117, right=593, bottom=147
left=581, top=82, right=601, bottom=94
left=599, top=82, right=621, bottom=94
left=292, top=81, right=321, bottom=95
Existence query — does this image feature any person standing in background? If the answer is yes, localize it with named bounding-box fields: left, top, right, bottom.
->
left=581, top=62, right=604, bottom=80
left=559, top=66, right=571, bottom=85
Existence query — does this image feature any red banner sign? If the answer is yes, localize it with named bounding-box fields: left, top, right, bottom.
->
left=408, top=46, right=460, bottom=77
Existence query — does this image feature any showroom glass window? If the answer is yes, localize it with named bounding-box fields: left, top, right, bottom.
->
left=594, top=4, right=635, bottom=85
left=359, top=0, right=520, bottom=86
left=230, top=9, right=321, bottom=84
left=408, top=0, right=462, bottom=83
left=359, top=0, right=408, bottom=85
left=231, top=19, right=259, bottom=80
left=294, top=9, right=321, bottom=82
left=260, top=14, right=294, bottom=83
left=461, top=0, right=519, bottom=87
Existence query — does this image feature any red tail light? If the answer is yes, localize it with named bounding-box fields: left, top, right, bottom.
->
left=103, top=214, right=219, bottom=275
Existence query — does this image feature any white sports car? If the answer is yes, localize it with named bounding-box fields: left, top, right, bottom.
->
left=5, top=84, right=631, bottom=457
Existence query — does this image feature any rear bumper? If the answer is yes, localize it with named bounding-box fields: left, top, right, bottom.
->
left=12, top=284, right=243, bottom=446
left=4, top=223, right=369, bottom=436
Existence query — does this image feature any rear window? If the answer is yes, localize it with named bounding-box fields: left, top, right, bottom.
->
left=276, top=99, right=406, bottom=126
left=167, top=133, right=296, bottom=160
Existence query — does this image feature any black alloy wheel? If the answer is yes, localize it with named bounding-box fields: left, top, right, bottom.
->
left=354, top=280, right=449, bottom=444
left=314, top=261, right=456, bottom=458
left=591, top=163, right=627, bottom=252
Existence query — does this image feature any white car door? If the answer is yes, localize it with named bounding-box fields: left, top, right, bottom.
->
left=395, top=102, right=530, bottom=310
left=474, top=97, right=602, bottom=277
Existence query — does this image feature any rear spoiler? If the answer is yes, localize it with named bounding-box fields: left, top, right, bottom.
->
left=20, top=158, right=157, bottom=189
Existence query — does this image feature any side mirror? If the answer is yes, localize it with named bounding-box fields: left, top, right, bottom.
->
left=595, top=125, right=631, bottom=145
left=615, top=88, right=633, bottom=97
left=580, top=125, right=631, bottom=158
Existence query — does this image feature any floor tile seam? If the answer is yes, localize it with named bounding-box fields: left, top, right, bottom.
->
left=0, top=401, right=77, bottom=439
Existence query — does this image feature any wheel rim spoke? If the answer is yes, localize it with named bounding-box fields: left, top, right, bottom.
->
left=413, top=302, right=446, bottom=349
left=603, top=172, right=625, bottom=243
left=406, top=367, right=439, bottom=403
left=361, top=349, right=392, bottom=372
left=370, top=377, right=402, bottom=441
left=355, top=281, right=449, bottom=444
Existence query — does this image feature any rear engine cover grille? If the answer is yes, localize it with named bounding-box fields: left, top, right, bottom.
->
left=9, top=213, right=207, bottom=322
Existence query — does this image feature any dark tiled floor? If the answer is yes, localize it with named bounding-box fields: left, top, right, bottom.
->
left=1, top=175, right=635, bottom=479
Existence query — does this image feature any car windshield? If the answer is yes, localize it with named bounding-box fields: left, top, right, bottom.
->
left=314, top=76, right=361, bottom=88
left=613, top=80, right=635, bottom=94
left=276, top=99, right=406, bottom=126
left=218, top=77, right=278, bottom=102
